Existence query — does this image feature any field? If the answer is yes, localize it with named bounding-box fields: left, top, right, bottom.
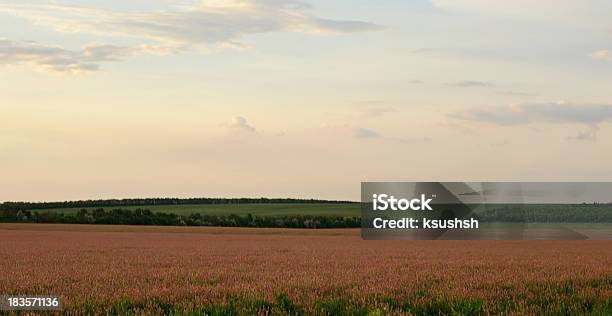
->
left=1, top=224, right=611, bottom=315
left=28, top=203, right=360, bottom=217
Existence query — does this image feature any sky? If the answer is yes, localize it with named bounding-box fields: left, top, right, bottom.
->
left=1, top=0, right=612, bottom=202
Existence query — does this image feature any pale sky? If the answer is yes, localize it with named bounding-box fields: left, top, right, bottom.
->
left=1, top=0, right=612, bottom=202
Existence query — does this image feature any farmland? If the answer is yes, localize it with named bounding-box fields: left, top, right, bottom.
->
left=1, top=224, right=611, bottom=315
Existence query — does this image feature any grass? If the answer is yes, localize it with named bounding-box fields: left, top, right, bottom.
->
left=62, top=291, right=612, bottom=315
left=29, top=203, right=360, bottom=217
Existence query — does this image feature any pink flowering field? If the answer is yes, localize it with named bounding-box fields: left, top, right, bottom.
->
left=1, top=224, right=611, bottom=315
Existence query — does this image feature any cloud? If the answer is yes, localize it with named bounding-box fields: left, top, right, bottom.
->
left=358, top=107, right=396, bottom=118
left=503, top=91, right=536, bottom=97
left=445, top=80, right=494, bottom=88
left=352, top=127, right=381, bottom=139
left=408, top=48, right=434, bottom=54
left=81, top=44, right=133, bottom=61
left=311, top=18, right=382, bottom=33
left=321, top=124, right=428, bottom=144
left=590, top=50, right=611, bottom=61
left=568, top=126, right=599, bottom=141
left=452, top=102, right=612, bottom=139
left=430, top=0, right=610, bottom=26
left=0, top=39, right=134, bottom=73
left=0, top=1, right=381, bottom=48
left=137, top=44, right=179, bottom=56
left=452, top=102, right=612, bottom=125
left=227, top=116, right=256, bottom=133
left=490, top=140, right=510, bottom=147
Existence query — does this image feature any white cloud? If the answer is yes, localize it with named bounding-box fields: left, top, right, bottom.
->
left=0, top=1, right=380, bottom=73
left=0, top=39, right=172, bottom=73
left=0, top=1, right=381, bottom=48
left=227, top=116, right=256, bottom=132
left=0, top=39, right=131, bottom=73
left=590, top=50, right=611, bottom=61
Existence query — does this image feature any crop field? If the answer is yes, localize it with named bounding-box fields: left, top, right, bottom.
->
left=1, top=224, right=611, bottom=315
left=27, top=203, right=360, bottom=217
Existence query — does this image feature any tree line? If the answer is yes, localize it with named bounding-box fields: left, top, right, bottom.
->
left=474, top=204, right=612, bottom=223
left=0, top=208, right=361, bottom=228
left=0, top=198, right=356, bottom=211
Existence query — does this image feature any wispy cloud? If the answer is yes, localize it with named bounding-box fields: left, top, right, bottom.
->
left=321, top=123, right=429, bottom=144
left=452, top=102, right=612, bottom=125
left=590, top=50, right=611, bottom=61
left=0, top=1, right=381, bottom=48
left=358, top=107, right=396, bottom=118
left=430, top=0, right=607, bottom=26
left=503, top=91, right=537, bottom=97
left=445, top=80, right=494, bottom=88
left=490, top=140, right=510, bottom=147
left=568, top=126, right=599, bottom=141
left=409, top=48, right=434, bottom=54
left=0, top=39, right=133, bottom=73
left=451, top=101, right=612, bottom=140
left=352, top=127, right=381, bottom=139
left=310, top=18, right=381, bottom=34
